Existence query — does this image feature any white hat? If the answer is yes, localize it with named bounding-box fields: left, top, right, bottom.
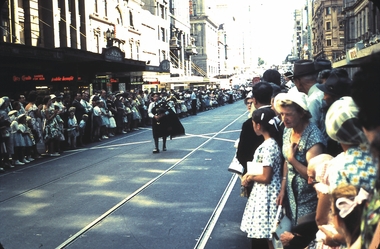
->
left=17, top=113, right=26, bottom=121
left=274, top=91, right=309, bottom=113
left=50, top=94, right=56, bottom=99
left=8, top=110, right=18, bottom=116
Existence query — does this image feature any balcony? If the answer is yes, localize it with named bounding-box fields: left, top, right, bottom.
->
left=185, top=45, right=198, bottom=55
left=170, top=37, right=180, bottom=50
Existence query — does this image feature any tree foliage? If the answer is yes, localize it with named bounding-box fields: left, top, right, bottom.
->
left=258, top=57, right=265, bottom=66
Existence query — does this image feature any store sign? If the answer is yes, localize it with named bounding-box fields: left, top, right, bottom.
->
left=12, top=74, right=81, bottom=82
left=51, top=76, right=82, bottom=82
left=13, top=74, right=46, bottom=82
left=103, top=47, right=125, bottom=62
left=348, top=47, right=358, bottom=61
left=110, top=78, right=119, bottom=83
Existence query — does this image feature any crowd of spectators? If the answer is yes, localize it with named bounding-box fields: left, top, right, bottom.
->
left=236, top=56, right=380, bottom=249
left=0, top=87, right=243, bottom=173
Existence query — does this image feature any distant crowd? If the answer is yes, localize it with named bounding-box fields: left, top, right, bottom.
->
left=0, top=87, right=243, bottom=172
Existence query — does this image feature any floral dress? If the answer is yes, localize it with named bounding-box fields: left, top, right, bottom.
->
left=331, top=144, right=377, bottom=192
left=25, top=104, right=43, bottom=143
left=283, top=123, right=326, bottom=227
left=41, top=106, right=59, bottom=142
left=240, top=138, right=282, bottom=239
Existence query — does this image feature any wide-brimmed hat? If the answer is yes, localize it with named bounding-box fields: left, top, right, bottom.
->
left=293, top=60, right=317, bottom=78
left=325, top=97, right=368, bottom=145
left=314, top=58, right=332, bottom=72
left=17, top=113, right=26, bottom=121
left=317, top=71, right=352, bottom=97
left=284, top=71, right=294, bottom=78
left=8, top=110, right=18, bottom=116
left=274, top=91, right=309, bottom=113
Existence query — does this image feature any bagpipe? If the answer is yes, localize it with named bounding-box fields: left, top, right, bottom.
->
left=152, top=99, right=185, bottom=139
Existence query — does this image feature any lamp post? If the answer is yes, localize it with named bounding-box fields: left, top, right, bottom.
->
left=106, top=28, right=114, bottom=48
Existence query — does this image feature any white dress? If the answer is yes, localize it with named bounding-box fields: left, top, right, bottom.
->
left=10, top=121, right=25, bottom=147
left=240, top=138, right=282, bottom=239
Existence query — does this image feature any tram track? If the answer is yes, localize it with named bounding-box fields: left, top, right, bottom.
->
left=0, top=103, right=248, bottom=249
left=55, top=112, right=247, bottom=249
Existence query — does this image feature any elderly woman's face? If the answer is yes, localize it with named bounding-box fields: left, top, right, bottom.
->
left=278, top=105, right=302, bottom=128
left=307, top=166, right=317, bottom=185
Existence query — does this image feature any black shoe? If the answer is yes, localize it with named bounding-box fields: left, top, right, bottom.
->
left=4, top=162, right=14, bottom=169
left=152, top=148, right=160, bottom=153
left=162, top=147, right=167, bottom=151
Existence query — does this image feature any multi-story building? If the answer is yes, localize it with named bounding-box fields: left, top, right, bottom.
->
left=291, top=9, right=304, bottom=61
left=190, top=0, right=219, bottom=81
left=0, top=0, right=173, bottom=97
left=333, top=0, right=380, bottom=73
left=311, top=0, right=345, bottom=61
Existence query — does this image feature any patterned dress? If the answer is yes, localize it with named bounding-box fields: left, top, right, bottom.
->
left=25, top=104, right=43, bottom=143
left=330, top=144, right=377, bottom=192
left=240, top=138, right=282, bottom=239
left=282, top=123, right=326, bottom=227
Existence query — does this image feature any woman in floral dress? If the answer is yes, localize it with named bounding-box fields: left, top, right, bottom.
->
left=274, top=92, right=326, bottom=228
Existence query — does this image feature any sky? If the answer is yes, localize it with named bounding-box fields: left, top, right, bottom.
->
left=215, top=0, right=306, bottom=66
left=246, top=0, right=306, bottom=65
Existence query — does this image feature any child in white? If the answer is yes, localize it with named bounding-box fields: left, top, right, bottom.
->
left=9, top=111, right=25, bottom=165
left=240, top=108, right=283, bottom=249
left=67, top=110, right=78, bottom=149
left=78, top=114, right=88, bottom=146
left=18, top=114, right=34, bottom=162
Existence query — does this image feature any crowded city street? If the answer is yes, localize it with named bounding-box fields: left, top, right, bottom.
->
left=0, top=100, right=250, bottom=249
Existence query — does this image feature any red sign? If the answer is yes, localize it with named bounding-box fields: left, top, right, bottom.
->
left=51, top=76, right=81, bottom=82
left=12, top=74, right=81, bottom=82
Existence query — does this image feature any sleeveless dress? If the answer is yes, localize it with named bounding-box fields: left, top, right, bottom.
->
left=282, top=123, right=326, bottom=226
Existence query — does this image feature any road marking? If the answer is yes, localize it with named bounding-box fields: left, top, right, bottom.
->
left=194, top=174, right=239, bottom=249
left=55, top=112, right=247, bottom=249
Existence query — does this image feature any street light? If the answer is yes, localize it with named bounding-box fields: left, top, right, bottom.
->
left=106, top=28, right=114, bottom=48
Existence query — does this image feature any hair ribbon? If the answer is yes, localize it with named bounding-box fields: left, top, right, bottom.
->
left=335, top=188, right=369, bottom=218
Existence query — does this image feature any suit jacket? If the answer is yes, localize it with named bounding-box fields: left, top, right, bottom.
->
left=236, top=118, right=264, bottom=175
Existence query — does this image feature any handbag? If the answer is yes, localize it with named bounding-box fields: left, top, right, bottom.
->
left=271, top=205, right=292, bottom=248
left=227, top=157, right=244, bottom=175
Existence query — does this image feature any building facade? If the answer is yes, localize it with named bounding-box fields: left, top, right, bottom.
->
left=0, top=0, right=174, bottom=97
left=333, top=0, right=380, bottom=72
left=312, top=0, right=345, bottom=61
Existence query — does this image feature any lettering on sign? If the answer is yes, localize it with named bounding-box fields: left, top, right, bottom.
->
left=51, top=76, right=81, bottom=82
left=103, top=47, right=124, bottom=62
left=348, top=48, right=358, bottom=60
left=33, top=75, right=45, bottom=81
left=12, top=74, right=81, bottom=82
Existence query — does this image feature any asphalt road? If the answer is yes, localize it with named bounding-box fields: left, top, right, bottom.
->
left=0, top=100, right=252, bottom=249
